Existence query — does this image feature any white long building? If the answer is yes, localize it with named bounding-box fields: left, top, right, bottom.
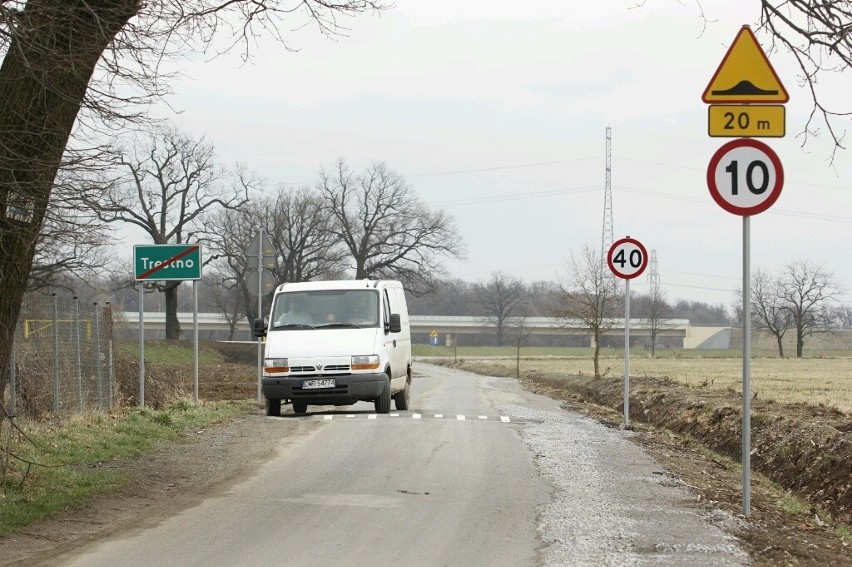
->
left=113, top=312, right=731, bottom=349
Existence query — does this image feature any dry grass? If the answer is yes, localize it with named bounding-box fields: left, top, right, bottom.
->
left=484, top=355, right=852, bottom=413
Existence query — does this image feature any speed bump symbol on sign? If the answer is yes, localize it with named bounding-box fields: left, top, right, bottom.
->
left=702, top=25, right=789, bottom=104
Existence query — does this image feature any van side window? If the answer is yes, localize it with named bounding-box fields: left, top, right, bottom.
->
left=383, top=290, right=392, bottom=325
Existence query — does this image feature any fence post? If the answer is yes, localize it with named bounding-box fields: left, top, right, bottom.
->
left=74, top=296, right=83, bottom=411
left=93, top=303, right=104, bottom=411
left=52, top=293, right=60, bottom=415
left=106, top=302, right=114, bottom=410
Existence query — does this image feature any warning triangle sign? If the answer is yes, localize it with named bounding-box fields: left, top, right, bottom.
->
left=702, top=26, right=788, bottom=103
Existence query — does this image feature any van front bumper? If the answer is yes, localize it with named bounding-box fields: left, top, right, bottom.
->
left=261, top=373, right=387, bottom=405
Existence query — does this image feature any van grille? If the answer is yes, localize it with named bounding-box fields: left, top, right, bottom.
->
left=289, top=365, right=350, bottom=373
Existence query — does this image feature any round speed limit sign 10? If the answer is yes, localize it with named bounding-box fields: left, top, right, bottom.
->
left=607, top=237, right=648, bottom=280
left=707, top=138, right=784, bottom=216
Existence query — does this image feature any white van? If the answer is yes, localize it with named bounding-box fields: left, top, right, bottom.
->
left=253, top=279, right=412, bottom=416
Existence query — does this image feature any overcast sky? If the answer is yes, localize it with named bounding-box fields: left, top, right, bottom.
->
left=147, top=1, right=852, bottom=308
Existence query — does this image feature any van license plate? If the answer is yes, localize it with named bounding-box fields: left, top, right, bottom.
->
left=302, top=378, right=335, bottom=389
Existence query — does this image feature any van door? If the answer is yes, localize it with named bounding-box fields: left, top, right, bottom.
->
left=390, top=286, right=411, bottom=362
left=381, top=288, right=400, bottom=379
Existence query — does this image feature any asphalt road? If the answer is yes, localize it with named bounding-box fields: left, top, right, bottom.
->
left=60, top=363, right=747, bottom=567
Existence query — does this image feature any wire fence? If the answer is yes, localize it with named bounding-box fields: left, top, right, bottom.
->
left=5, top=294, right=115, bottom=419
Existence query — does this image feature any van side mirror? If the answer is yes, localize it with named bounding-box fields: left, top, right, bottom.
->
left=387, top=313, right=402, bottom=334
left=252, top=317, right=267, bottom=338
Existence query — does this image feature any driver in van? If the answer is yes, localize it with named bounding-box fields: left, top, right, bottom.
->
left=276, top=296, right=314, bottom=326
left=347, top=294, right=376, bottom=325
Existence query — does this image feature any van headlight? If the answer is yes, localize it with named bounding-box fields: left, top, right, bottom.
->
left=264, top=358, right=289, bottom=373
left=351, top=355, right=380, bottom=370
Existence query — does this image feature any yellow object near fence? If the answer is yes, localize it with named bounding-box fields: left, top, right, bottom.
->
left=24, top=319, right=92, bottom=340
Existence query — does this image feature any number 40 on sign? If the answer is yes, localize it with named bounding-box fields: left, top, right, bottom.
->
left=607, top=237, right=648, bottom=280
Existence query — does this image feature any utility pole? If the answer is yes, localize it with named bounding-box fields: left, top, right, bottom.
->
left=648, top=249, right=661, bottom=294
left=601, top=126, right=614, bottom=264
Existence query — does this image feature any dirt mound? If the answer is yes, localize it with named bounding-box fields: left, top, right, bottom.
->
left=529, top=373, right=852, bottom=525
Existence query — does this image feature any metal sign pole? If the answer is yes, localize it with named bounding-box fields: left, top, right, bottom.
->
left=742, top=216, right=752, bottom=516
left=193, top=280, right=199, bottom=405
left=139, top=285, right=145, bottom=407
left=624, top=278, right=631, bottom=428
left=257, top=228, right=264, bottom=405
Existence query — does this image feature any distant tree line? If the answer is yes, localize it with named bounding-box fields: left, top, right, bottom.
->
left=12, top=129, right=849, bottom=363
left=737, top=259, right=846, bottom=358
left=20, top=128, right=465, bottom=340
left=407, top=273, right=732, bottom=325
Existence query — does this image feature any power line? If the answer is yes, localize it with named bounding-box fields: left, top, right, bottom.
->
left=407, top=157, right=599, bottom=178
left=434, top=184, right=600, bottom=207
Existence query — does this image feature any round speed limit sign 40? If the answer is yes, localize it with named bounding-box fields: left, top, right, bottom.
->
left=607, top=237, right=648, bottom=280
left=707, top=139, right=784, bottom=216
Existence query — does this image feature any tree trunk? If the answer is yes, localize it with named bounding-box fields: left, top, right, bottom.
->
left=650, top=328, right=657, bottom=358
left=164, top=283, right=181, bottom=340
left=355, top=262, right=367, bottom=280
left=0, top=0, right=139, bottom=398
left=593, top=331, right=601, bottom=378
left=796, top=333, right=804, bottom=358
left=776, top=334, right=785, bottom=358
left=515, top=342, right=520, bottom=378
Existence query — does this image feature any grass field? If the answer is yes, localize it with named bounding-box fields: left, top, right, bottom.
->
left=413, top=345, right=852, bottom=413
left=0, top=401, right=254, bottom=536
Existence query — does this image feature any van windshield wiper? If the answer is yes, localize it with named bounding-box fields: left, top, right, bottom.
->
left=316, top=322, right=363, bottom=329
left=271, top=323, right=316, bottom=330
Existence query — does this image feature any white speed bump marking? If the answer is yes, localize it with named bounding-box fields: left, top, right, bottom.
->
left=312, top=413, right=518, bottom=422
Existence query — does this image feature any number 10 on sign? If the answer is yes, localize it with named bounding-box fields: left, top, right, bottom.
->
left=707, top=138, right=784, bottom=216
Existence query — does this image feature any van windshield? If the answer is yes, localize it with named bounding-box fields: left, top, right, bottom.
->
left=270, top=289, right=380, bottom=330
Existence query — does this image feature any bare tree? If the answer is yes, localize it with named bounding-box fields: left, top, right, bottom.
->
left=553, top=245, right=622, bottom=378
left=267, top=186, right=347, bottom=284
left=406, top=278, right=478, bottom=316
left=318, top=160, right=465, bottom=294
left=205, top=187, right=345, bottom=324
left=205, top=204, right=262, bottom=323
left=475, top=272, right=527, bottom=346
left=748, top=268, right=792, bottom=358
left=777, top=260, right=842, bottom=357
left=0, top=0, right=386, bottom=420
left=204, top=274, right=245, bottom=340
left=26, top=152, right=120, bottom=292
left=87, top=126, right=251, bottom=339
left=757, top=2, right=852, bottom=159
left=28, top=212, right=112, bottom=293
left=508, top=316, right=535, bottom=378
left=636, top=285, right=673, bottom=357
left=832, top=305, right=852, bottom=329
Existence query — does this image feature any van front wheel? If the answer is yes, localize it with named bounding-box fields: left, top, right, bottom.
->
left=375, top=376, right=391, bottom=414
left=292, top=400, right=308, bottom=414
left=265, top=398, right=281, bottom=417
